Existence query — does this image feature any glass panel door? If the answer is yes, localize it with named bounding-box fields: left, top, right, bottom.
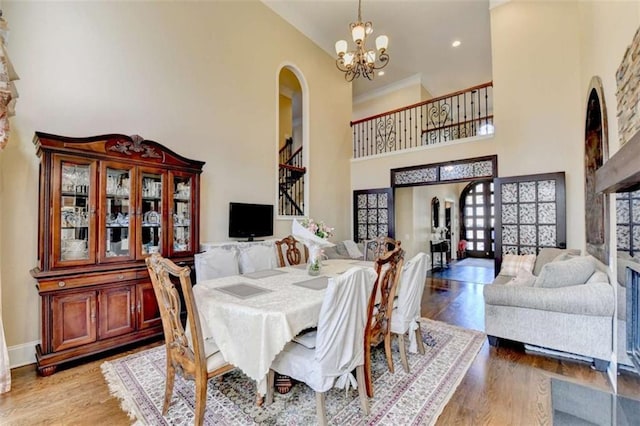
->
left=101, top=164, right=134, bottom=261
left=139, top=171, right=163, bottom=256
left=460, top=180, right=495, bottom=258
left=56, top=158, right=96, bottom=266
left=170, top=173, right=193, bottom=255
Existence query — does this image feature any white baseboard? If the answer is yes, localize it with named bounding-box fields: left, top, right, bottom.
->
left=8, top=340, right=38, bottom=368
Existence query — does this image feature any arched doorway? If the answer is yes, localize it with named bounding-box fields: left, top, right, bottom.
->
left=460, top=180, right=495, bottom=258
left=584, top=76, right=609, bottom=264
left=278, top=66, right=307, bottom=217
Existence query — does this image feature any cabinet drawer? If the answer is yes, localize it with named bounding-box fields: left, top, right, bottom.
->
left=39, top=271, right=137, bottom=292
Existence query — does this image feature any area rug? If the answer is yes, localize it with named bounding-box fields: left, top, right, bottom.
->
left=429, top=259, right=495, bottom=284
left=454, top=258, right=494, bottom=268
left=101, top=318, right=485, bottom=425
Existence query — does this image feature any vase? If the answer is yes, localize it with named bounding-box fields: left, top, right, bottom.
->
left=308, top=245, right=322, bottom=276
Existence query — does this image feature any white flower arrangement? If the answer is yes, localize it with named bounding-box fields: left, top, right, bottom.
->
left=292, top=218, right=335, bottom=275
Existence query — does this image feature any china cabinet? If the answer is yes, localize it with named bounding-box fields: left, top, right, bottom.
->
left=31, top=132, right=204, bottom=375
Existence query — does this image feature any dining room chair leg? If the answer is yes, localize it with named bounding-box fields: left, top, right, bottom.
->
left=398, top=333, right=409, bottom=373
left=163, top=361, right=176, bottom=415
left=364, top=343, right=374, bottom=397
left=265, top=369, right=275, bottom=405
left=194, top=377, right=207, bottom=426
left=384, top=333, right=394, bottom=374
left=356, top=365, right=370, bottom=415
left=415, top=325, right=426, bottom=355
left=315, top=391, right=328, bottom=426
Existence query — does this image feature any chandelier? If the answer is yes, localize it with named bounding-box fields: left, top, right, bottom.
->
left=334, top=0, right=389, bottom=82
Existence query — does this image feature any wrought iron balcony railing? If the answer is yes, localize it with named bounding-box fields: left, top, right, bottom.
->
left=351, top=82, right=493, bottom=159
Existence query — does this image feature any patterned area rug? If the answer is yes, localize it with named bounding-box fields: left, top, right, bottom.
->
left=102, top=319, right=485, bottom=425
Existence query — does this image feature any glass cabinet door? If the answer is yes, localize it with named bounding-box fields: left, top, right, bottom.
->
left=139, top=170, right=164, bottom=257
left=170, top=173, right=194, bottom=255
left=54, top=157, right=96, bottom=267
left=100, top=163, right=135, bottom=262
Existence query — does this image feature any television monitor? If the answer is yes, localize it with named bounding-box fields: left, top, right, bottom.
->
left=228, top=202, right=274, bottom=241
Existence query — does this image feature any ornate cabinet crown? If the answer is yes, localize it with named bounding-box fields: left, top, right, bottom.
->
left=31, top=132, right=205, bottom=375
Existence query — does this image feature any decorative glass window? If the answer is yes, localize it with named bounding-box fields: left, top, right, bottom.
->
left=616, top=190, right=640, bottom=256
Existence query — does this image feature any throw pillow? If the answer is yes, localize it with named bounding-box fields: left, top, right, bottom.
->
left=534, top=256, right=596, bottom=288
left=499, top=254, right=536, bottom=276
left=507, top=267, right=536, bottom=286
left=342, top=239, right=364, bottom=259
left=532, top=247, right=581, bottom=275
left=335, top=241, right=351, bottom=258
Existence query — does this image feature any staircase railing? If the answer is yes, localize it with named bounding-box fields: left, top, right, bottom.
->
left=278, top=144, right=305, bottom=216
left=351, top=81, right=493, bottom=159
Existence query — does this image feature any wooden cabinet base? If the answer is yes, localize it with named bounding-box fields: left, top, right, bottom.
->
left=35, top=328, right=162, bottom=376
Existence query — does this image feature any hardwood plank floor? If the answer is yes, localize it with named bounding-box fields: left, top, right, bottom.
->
left=2, top=277, right=639, bottom=425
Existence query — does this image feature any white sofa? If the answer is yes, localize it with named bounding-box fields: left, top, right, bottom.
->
left=484, top=249, right=615, bottom=371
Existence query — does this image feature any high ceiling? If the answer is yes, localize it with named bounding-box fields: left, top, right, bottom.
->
left=263, top=0, right=493, bottom=100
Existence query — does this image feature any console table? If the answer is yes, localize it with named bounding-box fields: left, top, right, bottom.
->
left=430, top=240, right=450, bottom=270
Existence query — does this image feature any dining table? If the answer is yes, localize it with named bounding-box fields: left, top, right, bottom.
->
left=191, top=258, right=375, bottom=401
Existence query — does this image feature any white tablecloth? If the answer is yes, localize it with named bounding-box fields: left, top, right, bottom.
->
left=193, top=259, right=370, bottom=395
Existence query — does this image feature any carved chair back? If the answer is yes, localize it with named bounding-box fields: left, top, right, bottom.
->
left=146, top=253, right=204, bottom=380
left=363, top=243, right=405, bottom=397
left=275, top=235, right=308, bottom=267
left=366, top=236, right=399, bottom=261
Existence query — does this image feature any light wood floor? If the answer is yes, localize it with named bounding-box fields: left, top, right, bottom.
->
left=2, top=277, right=639, bottom=425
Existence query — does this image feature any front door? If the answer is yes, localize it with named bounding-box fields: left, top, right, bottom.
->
left=460, top=180, right=494, bottom=258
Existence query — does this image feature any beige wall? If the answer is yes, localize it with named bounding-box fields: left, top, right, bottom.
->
left=0, top=1, right=352, bottom=353
left=352, top=77, right=427, bottom=121
left=278, top=94, right=292, bottom=148
left=578, top=2, right=640, bottom=162
left=395, top=184, right=461, bottom=261
left=350, top=136, right=497, bottom=191
left=395, top=187, right=415, bottom=256
left=491, top=0, right=585, bottom=248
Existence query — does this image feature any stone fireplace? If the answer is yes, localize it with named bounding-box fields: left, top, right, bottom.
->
left=596, top=129, right=640, bottom=375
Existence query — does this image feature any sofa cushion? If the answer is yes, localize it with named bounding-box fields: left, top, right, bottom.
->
left=492, top=274, right=513, bottom=285
left=534, top=256, right=596, bottom=288
left=586, top=271, right=608, bottom=284
left=499, top=254, right=536, bottom=276
left=483, top=281, right=614, bottom=316
left=533, top=248, right=581, bottom=276
left=323, top=245, right=351, bottom=259
left=334, top=241, right=351, bottom=258
left=507, top=268, right=536, bottom=286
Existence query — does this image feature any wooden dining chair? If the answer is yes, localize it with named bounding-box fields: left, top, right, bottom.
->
left=273, top=235, right=310, bottom=394
left=364, top=236, right=399, bottom=261
left=275, top=235, right=308, bottom=267
left=363, top=244, right=405, bottom=398
left=145, top=254, right=235, bottom=426
left=265, top=266, right=376, bottom=425
left=390, top=252, right=430, bottom=373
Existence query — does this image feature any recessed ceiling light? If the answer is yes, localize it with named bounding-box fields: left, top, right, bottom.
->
left=452, top=40, right=461, bottom=47
left=378, top=71, right=385, bottom=76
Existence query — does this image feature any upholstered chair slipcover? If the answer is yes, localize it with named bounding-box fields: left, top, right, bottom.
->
left=194, top=247, right=239, bottom=282
left=237, top=242, right=278, bottom=274
left=390, top=252, right=429, bottom=372
left=266, top=266, right=376, bottom=425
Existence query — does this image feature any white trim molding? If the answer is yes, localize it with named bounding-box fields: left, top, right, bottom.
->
left=9, top=340, right=38, bottom=369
